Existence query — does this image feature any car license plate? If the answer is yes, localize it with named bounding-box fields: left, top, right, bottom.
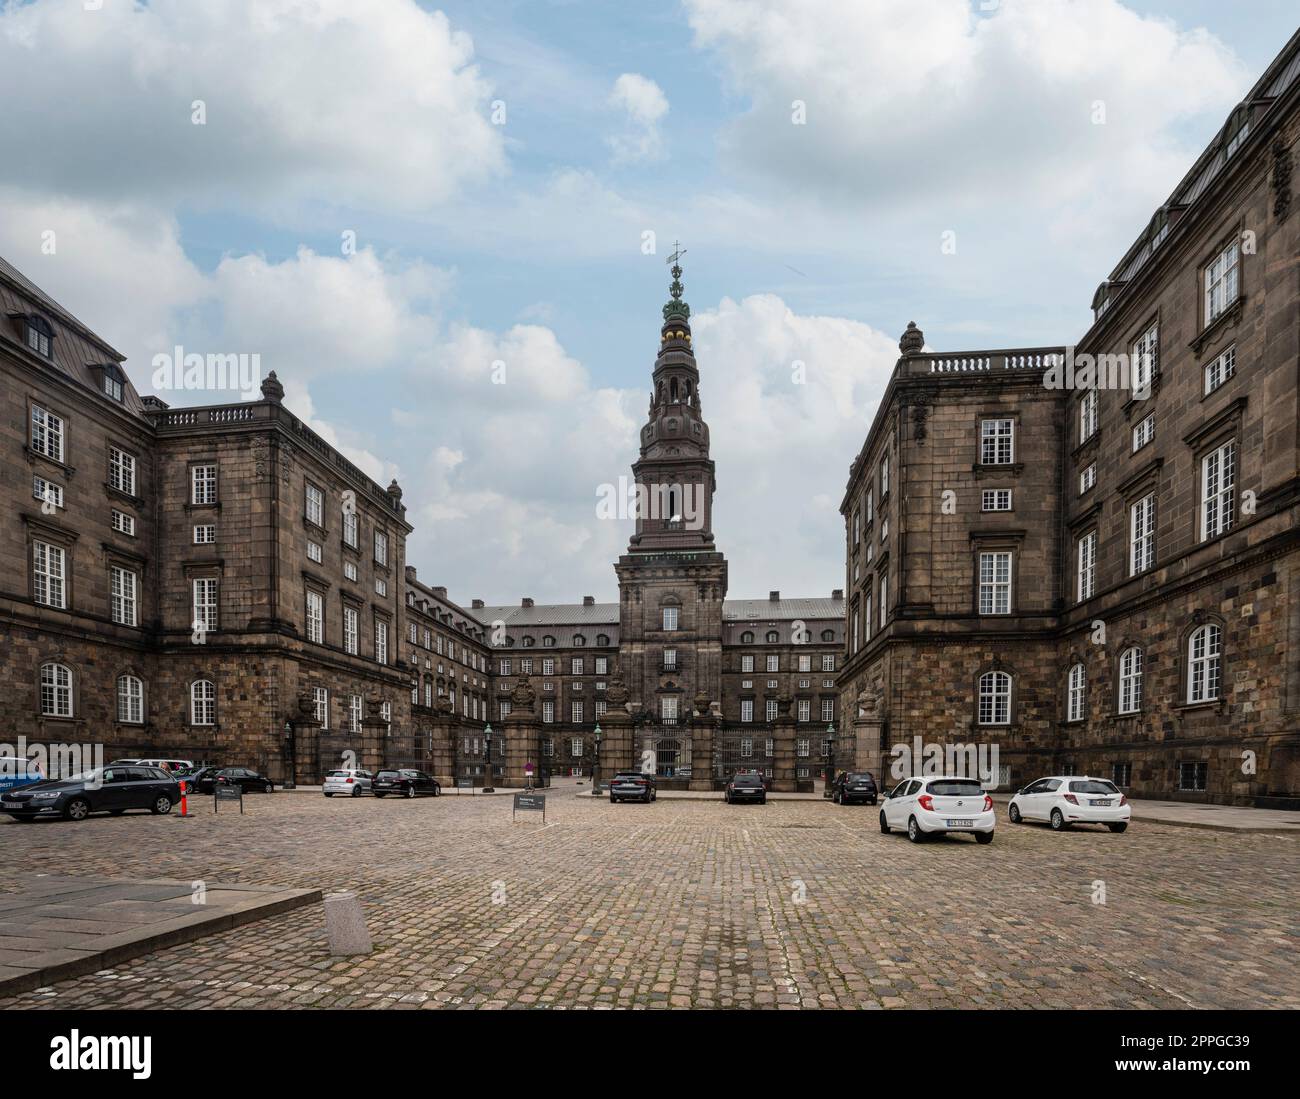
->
left=946, top=818, right=973, bottom=827
left=1092, top=799, right=1112, bottom=806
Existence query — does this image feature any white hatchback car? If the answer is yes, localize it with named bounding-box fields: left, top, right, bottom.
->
left=880, top=775, right=996, bottom=843
left=1008, top=776, right=1130, bottom=832
left=323, top=769, right=373, bottom=797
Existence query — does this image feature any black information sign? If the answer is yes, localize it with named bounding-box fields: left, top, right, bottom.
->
left=215, top=783, right=244, bottom=814
left=512, top=792, right=545, bottom=821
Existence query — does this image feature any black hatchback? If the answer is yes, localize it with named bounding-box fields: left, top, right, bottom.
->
left=833, top=771, right=879, bottom=805
left=724, top=772, right=767, bottom=804
left=372, top=769, right=441, bottom=798
left=2, top=766, right=180, bottom=822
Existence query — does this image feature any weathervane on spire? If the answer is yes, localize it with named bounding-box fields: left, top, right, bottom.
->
left=664, top=240, right=689, bottom=317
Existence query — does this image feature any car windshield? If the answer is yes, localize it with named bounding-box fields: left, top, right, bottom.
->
left=927, top=779, right=983, bottom=796
left=65, top=768, right=102, bottom=783
left=732, top=776, right=762, bottom=786
left=846, top=773, right=873, bottom=782
left=327, top=771, right=350, bottom=777
left=1069, top=780, right=1118, bottom=794
left=377, top=771, right=400, bottom=779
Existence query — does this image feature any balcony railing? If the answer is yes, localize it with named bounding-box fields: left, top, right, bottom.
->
left=900, top=347, right=1066, bottom=376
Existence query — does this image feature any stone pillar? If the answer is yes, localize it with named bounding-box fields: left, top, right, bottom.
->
left=429, top=699, right=457, bottom=786
left=689, top=692, right=717, bottom=791
left=287, top=693, right=322, bottom=785
left=851, top=686, right=888, bottom=785
left=771, top=692, right=797, bottom=792
left=360, top=693, right=389, bottom=775
left=600, top=680, right=635, bottom=777
left=503, top=677, right=541, bottom=788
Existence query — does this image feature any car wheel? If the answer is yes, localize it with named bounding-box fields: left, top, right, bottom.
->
left=1050, top=808, right=1067, bottom=831
left=879, top=811, right=890, bottom=834
left=907, top=816, right=925, bottom=843
left=404, top=786, right=415, bottom=799
left=610, top=795, right=617, bottom=803
left=264, top=782, right=274, bottom=793
left=151, top=795, right=174, bottom=815
left=64, top=798, right=91, bottom=822
left=1109, top=822, right=1128, bottom=833
left=975, top=831, right=994, bottom=845
left=1008, top=803, right=1022, bottom=824
left=351, top=786, right=363, bottom=798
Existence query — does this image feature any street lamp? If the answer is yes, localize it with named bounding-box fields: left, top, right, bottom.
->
left=823, top=722, right=837, bottom=799
left=282, top=719, right=296, bottom=790
left=591, top=722, right=603, bottom=796
left=482, top=722, right=495, bottom=793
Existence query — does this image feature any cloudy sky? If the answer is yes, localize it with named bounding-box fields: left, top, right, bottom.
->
left=2, top=0, right=1294, bottom=605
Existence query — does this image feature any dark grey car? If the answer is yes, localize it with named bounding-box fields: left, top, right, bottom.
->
left=2, top=766, right=181, bottom=822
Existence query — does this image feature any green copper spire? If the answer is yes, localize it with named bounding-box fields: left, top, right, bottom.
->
left=663, top=241, right=690, bottom=323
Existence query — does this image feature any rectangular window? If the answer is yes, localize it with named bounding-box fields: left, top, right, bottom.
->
left=350, top=695, right=363, bottom=733
left=306, top=483, right=324, bottom=527
left=796, top=738, right=810, bottom=758
left=374, top=530, right=389, bottom=566
left=306, top=590, right=323, bottom=643
left=881, top=455, right=890, bottom=496
left=821, top=698, right=834, bottom=722
left=662, top=606, right=679, bottom=631
left=343, top=508, right=358, bottom=548
left=344, top=561, right=357, bottom=581
left=571, top=737, right=584, bottom=757
left=542, top=700, right=555, bottom=724
left=1204, top=241, right=1239, bottom=328
left=375, top=578, right=387, bottom=597
left=766, top=654, right=778, bottom=673
left=33, top=475, right=63, bottom=510
left=111, top=509, right=136, bottom=536
left=191, top=464, right=218, bottom=505
left=978, top=551, right=1012, bottom=615
left=822, top=654, right=835, bottom=672
left=571, top=702, right=584, bottom=724
left=797, top=699, right=810, bottom=722
left=741, top=700, right=754, bottom=723
left=1130, top=495, right=1155, bottom=575
left=109, top=446, right=136, bottom=496
left=542, top=657, right=555, bottom=676
left=307, top=540, right=322, bottom=563
left=110, top=566, right=137, bottom=626
left=980, top=419, right=1014, bottom=465
left=866, top=489, right=874, bottom=524
left=766, top=699, right=779, bottom=723
left=879, top=573, right=888, bottom=627
left=1132, top=413, right=1155, bottom=452
left=312, top=687, right=329, bottom=728
left=1200, top=441, right=1236, bottom=541
left=31, top=406, right=65, bottom=462
left=1079, top=391, right=1098, bottom=443
left=193, top=524, right=216, bottom=545
left=1112, top=762, right=1133, bottom=787
left=1204, top=345, right=1236, bottom=395
left=343, top=606, right=358, bottom=654
left=572, top=657, right=584, bottom=675
left=1132, top=322, right=1158, bottom=396
left=741, top=654, right=754, bottom=673
left=1079, top=463, right=1096, bottom=495
left=1077, top=531, right=1096, bottom=601
left=32, top=540, right=66, bottom=609
left=798, top=654, right=812, bottom=673
left=595, top=656, right=607, bottom=675
left=192, top=578, right=218, bottom=632
left=981, top=489, right=1012, bottom=512
left=500, top=659, right=511, bottom=675
left=375, top=618, right=389, bottom=665
left=1178, top=761, right=1208, bottom=792
left=661, top=697, right=679, bottom=724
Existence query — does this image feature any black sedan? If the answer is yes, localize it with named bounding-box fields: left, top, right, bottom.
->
left=372, top=769, right=441, bottom=798
left=833, top=771, right=879, bottom=805
left=2, top=766, right=180, bottom=822
left=191, top=767, right=275, bottom=794
left=609, top=771, right=657, bottom=803
left=724, top=773, right=767, bottom=804
left=182, top=766, right=224, bottom=793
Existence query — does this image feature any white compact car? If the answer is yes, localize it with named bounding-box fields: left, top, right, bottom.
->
left=880, top=775, right=996, bottom=843
left=323, top=769, right=373, bottom=797
left=1008, top=776, right=1130, bottom=832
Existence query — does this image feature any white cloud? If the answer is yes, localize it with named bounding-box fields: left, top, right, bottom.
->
left=607, top=73, right=670, bottom=163
left=0, top=0, right=505, bottom=211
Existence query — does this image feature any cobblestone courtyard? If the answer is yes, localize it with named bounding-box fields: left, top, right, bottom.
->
left=1, top=784, right=1296, bottom=1010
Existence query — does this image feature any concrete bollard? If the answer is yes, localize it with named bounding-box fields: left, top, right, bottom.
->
left=323, top=892, right=373, bottom=956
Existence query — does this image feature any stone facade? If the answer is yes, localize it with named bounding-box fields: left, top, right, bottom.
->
left=840, top=36, right=1300, bottom=807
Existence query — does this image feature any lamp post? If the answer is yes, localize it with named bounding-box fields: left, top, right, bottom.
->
left=282, top=719, right=296, bottom=790
left=482, top=723, right=494, bottom=793
left=591, top=722, right=603, bottom=796
left=823, top=722, right=837, bottom=799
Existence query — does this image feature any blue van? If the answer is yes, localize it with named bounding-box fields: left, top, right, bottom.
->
left=0, top=757, right=46, bottom=795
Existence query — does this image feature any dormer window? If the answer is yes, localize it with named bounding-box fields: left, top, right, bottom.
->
left=1148, top=207, right=1170, bottom=252
left=1091, top=282, right=1111, bottom=322
left=24, top=315, right=54, bottom=358
left=1223, top=104, right=1250, bottom=159
left=100, top=363, right=126, bottom=402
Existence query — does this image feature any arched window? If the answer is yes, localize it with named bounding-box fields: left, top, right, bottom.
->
left=977, top=671, right=1011, bottom=726
left=522, top=635, right=535, bottom=648
left=596, top=634, right=610, bottom=647
left=190, top=679, right=216, bottom=725
left=670, top=378, right=679, bottom=402
left=542, top=635, right=555, bottom=648
left=1188, top=624, right=1222, bottom=703
left=1067, top=663, right=1086, bottom=723
left=40, top=662, right=72, bottom=717
left=117, top=674, right=144, bottom=724
left=821, top=629, right=835, bottom=642
left=1118, top=647, right=1143, bottom=714
left=25, top=315, right=54, bottom=358
left=765, top=630, right=779, bottom=644
left=573, top=634, right=586, bottom=647
left=741, top=631, right=754, bottom=644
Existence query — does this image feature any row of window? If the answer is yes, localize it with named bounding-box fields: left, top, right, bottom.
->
left=850, top=455, right=891, bottom=544
left=307, top=687, right=393, bottom=730
left=736, top=629, right=838, bottom=644
left=735, top=653, right=836, bottom=673
left=502, top=632, right=615, bottom=648
left=850, top=572, right=889, bottom=652
left=499, top=656, right=610, bottom=676
left=303, top=480, right=390, bottom=565
left=303, top=590, right=390, bottom=664
left=407, top=621, right=488, bottom=670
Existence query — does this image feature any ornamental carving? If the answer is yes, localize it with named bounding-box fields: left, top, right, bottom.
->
left=509, top=676, right=537, bottom=713
left=1273, top=137, right=1293, bottom=221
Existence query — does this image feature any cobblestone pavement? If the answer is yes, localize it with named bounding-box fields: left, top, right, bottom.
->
left=0, top=788, right=1295, bottom=1010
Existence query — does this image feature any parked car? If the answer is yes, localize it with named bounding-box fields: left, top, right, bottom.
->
left=731, top=767, right=771, bottom=790
left=108, top=758, right=195, bottom=775
left=209, top=767, right=275, bottom=794
left=880, top=775, right=995, bottom=843
left=1009, top=776, right=1130, bottom=832
left=832, top=771, right=878, bottom=805
left=372, top=769, right=440, bottom=798
left=183, top=766, right=225, bottom=794
left=609, top=771, right=657, bottom=803
left=2, top=766, right=180, bottom=822
left=724, top=772, right=767, bottom=804
left=0, top=757, right=46, bottom=797
left=323, top=769, right=373, bottom=797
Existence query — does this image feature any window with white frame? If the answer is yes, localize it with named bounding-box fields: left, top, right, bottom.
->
left=765, top=654, right=778, bottom=673
left=375, top=577, right=387, bottom=597
left=343, top=606, right=358, bottom=654
left=662, top=606, right=678, bottom=631
left=193, top=524, right=216, bottom=545
left=982, top=489, right=1012, bottom=512
left=822, top=654, right=835, bottom=672
left=741, top=699, right=754, bottom=723
left=33, top=540, right=66, bottom=608
left=1077, top=531, right=1096, bottom=601
left=191, top=464, right=217, bottom=505
left=1178, top=761, right=1208, bottom=791
left=117, top=674, right=144, bottom=724
left=111, top=509, right=135, bottom=536
left=572, top=657, right=584, bottom=675
left=741, top=654, right=754, bottom=673
left=1188, top=623, right=1222, bottom=703
left=312, top=686, right=329, bottom=727
left=881, top=455, right=890, bottom=496
left=41, top=662, right=73, bottom=717
left=350, top=694, right=363, bottom=732
left=305, top=483, right=323, bottom=527
left=595, top=656, right=607, bottom=675
left=798, top=654, right=812, bottom=673
left=1130, top=494, right=1156, bottom=575
left=306, top=590, right=323, bottom=643
left=796, top=738, right=810, bottom=757
left=797, top=699, right=810, bottom=722
left=381, top=701, right=391, bottom=723
left=572, top=702, right=584, bottom=723
left=343, top=561, right=357, bottom=582
left=978, top=552, right=1011, bottom=615
left=109, top=446, right=136, bottom=496
left=1079, top=462, right=1097, bottom=495
left=33, top=475, right=63, bottom=510
left=1204, top=240, right=1239, bottom=328
left=866, top=488, right=874, bottom=524
left=307, top=540, right=322, bottom=563
left=1067, top=663, right=1086, bottom=722
left=374, top=617, right=388, bottom=665
left=661, top=696, right=679, bottom=724
left=542, top=699, right=555, bottom=724
left=766, top=699, right=778, bottom=722
left=821, top=698, right=834, bottom=722
left=980, top=419, right=1014, bottom=465
left=1200, top=441, right=1236, bottom=541
left=1118, top=647, right=1143, bottom=714
left=192, top=577, right=218, bottom=632
left=110, top=565, right=137, bottom=626
left=1079, top=391, right=1098, bottom=443
left=879, top=573, right=888, bottom=626
left=343, top=507, right=358, bottom=548
left=978, top=671, right=1011, bottom=725
left=1204, top=345, right=1236, bottom=395
left=31, top=406, right=64, bottom=462
left=1132, top=322, right=1158, bottom=396
left=571, top=737, right=584, bottom=757
left=542, top=657, right=555, bottom=676
left=190, top=679, right=215, bottom=725
left=1132, top=413, right=1155, bottom=452
left=373, top=530, right=388, bottom=566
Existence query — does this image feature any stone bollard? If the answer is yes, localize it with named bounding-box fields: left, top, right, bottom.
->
left=323, top=892, right=373, bottom=956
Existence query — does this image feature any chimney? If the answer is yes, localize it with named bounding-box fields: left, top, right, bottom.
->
left=832, top=589, right=843, bottom=600
left=472, top=599, right=485, bottom=609
left=405, top=565, right=417, bottom=581
left=432, top=586, right=447, bottom=599
left=522, top=597, right=534, bottom=608
left=583, top=596, right=595, bottom=606
left=769, top=590, right=780, bottom=602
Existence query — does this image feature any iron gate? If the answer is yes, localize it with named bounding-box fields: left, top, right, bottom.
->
left=712, top=726, right=774, bottom=789
left=635, top=725, right=693, bottom=787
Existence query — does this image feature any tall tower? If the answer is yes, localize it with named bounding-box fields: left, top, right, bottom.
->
left=615, top=252, right=729, bottom=722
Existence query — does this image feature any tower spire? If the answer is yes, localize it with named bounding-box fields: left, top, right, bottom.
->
left=663, top=240, right=690, bottom=323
